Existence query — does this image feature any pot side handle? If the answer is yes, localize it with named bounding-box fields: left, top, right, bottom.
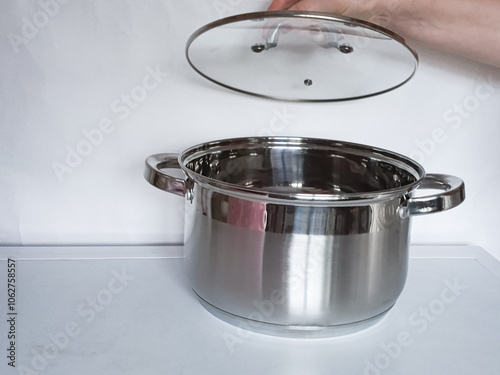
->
left=144, top=153, right=187, bottom=197
left=405, top=174, right=465, bottom=217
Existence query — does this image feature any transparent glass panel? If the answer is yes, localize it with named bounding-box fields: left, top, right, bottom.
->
left=186, top=12, right=418, bottom=101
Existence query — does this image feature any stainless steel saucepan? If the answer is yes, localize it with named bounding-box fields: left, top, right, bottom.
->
left=144, top=136, right=465, bottom=337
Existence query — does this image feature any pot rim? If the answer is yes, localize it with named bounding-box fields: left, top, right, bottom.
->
left=178, top=136, right=426, bottom=205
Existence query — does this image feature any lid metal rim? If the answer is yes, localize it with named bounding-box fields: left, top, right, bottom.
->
left=178, top=136, right=426, bottom=204
left=185, top=10, right=419, bottom=102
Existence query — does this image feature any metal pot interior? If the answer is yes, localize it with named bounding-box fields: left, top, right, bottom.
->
left=181, top=137, right=424, bottom=200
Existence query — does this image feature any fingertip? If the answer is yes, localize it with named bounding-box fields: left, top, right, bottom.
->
left=267, top=1, right=284, bottom=11
left=267, top=0, right=300, bottom=11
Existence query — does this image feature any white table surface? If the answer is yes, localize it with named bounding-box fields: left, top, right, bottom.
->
left=1, top=245, right=499, bottom=375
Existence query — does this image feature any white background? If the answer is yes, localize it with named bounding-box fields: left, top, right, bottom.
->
left=1, top=1, right=499, bottom=260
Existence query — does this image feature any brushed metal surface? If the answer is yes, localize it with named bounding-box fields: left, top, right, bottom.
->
left=185, top=184, right=410, bottom=332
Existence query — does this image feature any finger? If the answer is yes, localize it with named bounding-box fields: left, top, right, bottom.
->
left=268, top=0, right=302, bottom=11
left=288, top=0, right=347, bottom=14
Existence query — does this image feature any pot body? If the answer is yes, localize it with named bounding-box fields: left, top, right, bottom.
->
left=145, top=136, right=465, bottom=337
left=184, top=185, right=409, bottom=335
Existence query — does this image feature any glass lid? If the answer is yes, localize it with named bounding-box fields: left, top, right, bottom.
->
left=185, top=11, right=418, bottom=102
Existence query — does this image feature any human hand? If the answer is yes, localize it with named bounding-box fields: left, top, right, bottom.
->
left=268, top=0, right=397, bottom=28
left=268, top=0, right=500, bottom=67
